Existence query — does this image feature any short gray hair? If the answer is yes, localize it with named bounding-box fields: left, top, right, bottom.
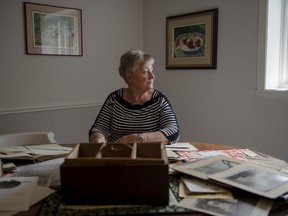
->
left=119, top=49, right=154, bottom=80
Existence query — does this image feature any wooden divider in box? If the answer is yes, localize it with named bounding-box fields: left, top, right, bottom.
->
left=60, top=142, right=169, bottom=205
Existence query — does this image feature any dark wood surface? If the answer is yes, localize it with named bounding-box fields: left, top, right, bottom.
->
left=191, top=141, right=239, bottom=151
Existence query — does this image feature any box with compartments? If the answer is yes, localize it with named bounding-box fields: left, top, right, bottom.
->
left=60, top=142, right=169, bottom=205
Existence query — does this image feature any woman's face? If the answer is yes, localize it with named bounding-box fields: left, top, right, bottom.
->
left=130, top=61, right=155, bottom=91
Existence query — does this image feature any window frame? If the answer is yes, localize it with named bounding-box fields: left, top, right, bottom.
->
left=257, top=0, right=288, bottom=99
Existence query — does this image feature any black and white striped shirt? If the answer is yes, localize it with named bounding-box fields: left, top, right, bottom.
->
left=89, top=88, right=179, bottom=143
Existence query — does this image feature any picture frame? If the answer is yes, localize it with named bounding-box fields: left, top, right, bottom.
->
left=166, top=8, right=218, bottom=69
left=172, top=155, right=243, bottom=180
left=209, top=163, right=288, bottom=199
left=24, top=2, right=83, bottom=56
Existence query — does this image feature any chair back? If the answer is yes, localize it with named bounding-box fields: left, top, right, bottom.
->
left=0, top=132, right=58, bottom=146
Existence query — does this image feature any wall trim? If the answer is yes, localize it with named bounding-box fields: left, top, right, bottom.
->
left=0, top=102, right=103, bottom=115
left=256, top=89, right=288, bottom=100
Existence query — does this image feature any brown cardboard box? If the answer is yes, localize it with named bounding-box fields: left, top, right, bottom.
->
left=60, top=142, right=169, bottom=205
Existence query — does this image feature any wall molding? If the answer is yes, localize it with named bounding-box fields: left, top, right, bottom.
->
left=0, top=102, right=103, bottom=115
left=256, top=89, right=288, bottom=100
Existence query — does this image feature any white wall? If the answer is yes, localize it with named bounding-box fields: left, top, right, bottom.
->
left=0, top=0, right=143, bottom=143
left=144, top=0, right=288, bottom=160
left=0, top=0, right=287, bottom=160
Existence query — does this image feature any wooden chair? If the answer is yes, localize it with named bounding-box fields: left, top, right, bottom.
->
left=0, top=132, right=58, bottom=146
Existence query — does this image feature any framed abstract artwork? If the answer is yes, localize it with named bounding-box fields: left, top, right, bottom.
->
left=166, top=9, right=218, bottom=69
left=24, top=2, right=83, bottom=56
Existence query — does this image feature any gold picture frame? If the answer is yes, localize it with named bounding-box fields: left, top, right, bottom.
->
left=166, top=9, right=218, bottom=69
left=24, top=2, right=83, bottom=56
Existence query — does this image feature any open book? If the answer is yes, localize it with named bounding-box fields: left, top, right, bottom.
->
left=0, top=144, right=72, bottom=162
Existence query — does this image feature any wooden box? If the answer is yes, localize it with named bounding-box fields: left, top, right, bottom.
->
left=60, top=142, right=169, bottom=205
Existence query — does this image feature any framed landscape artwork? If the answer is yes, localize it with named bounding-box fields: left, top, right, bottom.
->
left=166, top=9, right=218, bottom=69
left=24, top=2, right=83, bottom=56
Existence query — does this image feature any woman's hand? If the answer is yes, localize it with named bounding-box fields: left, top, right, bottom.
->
left=115, top=132, right=170, bottom=144
left=115, top=134, right=138, bottom=143
left=89, top=132, right=106, bottom=143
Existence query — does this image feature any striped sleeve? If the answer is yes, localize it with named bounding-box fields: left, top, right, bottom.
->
left=158, top=92, right=179, bottom=143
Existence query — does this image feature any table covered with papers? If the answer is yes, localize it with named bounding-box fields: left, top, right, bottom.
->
left=37, top=174, right=288, bottom=216
left=1, top=142, right=288, bottom=216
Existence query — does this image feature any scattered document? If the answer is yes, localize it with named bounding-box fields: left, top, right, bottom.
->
left=174, top=155, right=288, bottom=199
left=173, top=155, right=244, bottom=180
left=31, top=185, right=55, bottom=205
left=0, top=177, right=38, bottom=211
left=0, top=184, right=55, bottom=216
left=25, top=144, right=72, bottom=152
left=169, top=189, right=178, bottom=205
left=165, top=142, right=198, bottom=151
left=0, top=144, right=72, bottom=162
left=166, top=149, right=185, bottom=161
left=178, top=180, right=233, bottom=199
left=177, top=197, right=273, bottom=216
left=2, top=162, right=16, bottom=173
left=181, top=176, right=229, bottom=194
left=209, top=163, right=288, bottom=199
left=176, top=148, right=263, bottom=162
left=165, top=142, right=197, bottom=162
left=12, top=157, right=65, bottom=188
left=242, top=153, right=287, bottom=171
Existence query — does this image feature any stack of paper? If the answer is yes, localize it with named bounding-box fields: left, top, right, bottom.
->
left=177, top=196, right=273, bottom=216
left=0, top=144, right=72, bottom=162
left=172, top=155, right=288, bottom=215
left=0, top=176, right=55, bottom=216
left=173, top=155, right=288, bottom=199
left=179, top=175, right=233, bottom=199
left=165, top=142, right=198, bottom=162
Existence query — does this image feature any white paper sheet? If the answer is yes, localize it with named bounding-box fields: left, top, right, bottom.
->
left=165, top=142, right=198, bottom=151
left=0, top=177, right=38, bottom=211
left=0, top=185, right=55, bottom=216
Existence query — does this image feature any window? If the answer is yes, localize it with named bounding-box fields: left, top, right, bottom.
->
left=257, top=0, right=288, bottom=99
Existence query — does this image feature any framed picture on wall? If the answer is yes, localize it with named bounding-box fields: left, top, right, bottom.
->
left=166, top=8, right=218, bottom=69
left=24, top=2, right=83, bottom=56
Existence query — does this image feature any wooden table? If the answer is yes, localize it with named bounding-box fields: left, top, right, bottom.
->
left=191, top=141, right=239, bottom=151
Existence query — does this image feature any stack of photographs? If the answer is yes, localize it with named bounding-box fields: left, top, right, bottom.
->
left=172, top=155, right=288, bottom=215
left=173, top=155, right=288, bottom=199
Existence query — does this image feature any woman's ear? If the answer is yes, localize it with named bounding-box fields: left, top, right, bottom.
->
left=126, top=72, right=133, bottom=83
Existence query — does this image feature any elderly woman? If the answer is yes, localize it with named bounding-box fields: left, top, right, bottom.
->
left=89, top=49, right=179, bottom=144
